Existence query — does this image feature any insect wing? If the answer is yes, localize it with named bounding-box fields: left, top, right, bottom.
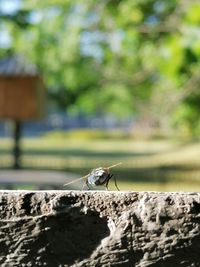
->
left=63, top=175, right=88, bottom=187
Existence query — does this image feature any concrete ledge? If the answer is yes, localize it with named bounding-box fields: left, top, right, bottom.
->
left=0, top=190, right=200, bottom=267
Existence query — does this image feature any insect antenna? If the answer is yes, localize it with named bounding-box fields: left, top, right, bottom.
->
left=63, top=175, right=89, bottom=187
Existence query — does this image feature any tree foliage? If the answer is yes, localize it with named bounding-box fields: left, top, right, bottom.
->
left=1, top=0, right=200, bottom=135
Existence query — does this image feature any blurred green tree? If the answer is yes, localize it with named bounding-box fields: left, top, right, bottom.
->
left=1, top=0, right=200, bottom=136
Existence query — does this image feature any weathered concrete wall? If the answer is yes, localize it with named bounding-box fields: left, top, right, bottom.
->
left=0, top=190, right=200, bottom=267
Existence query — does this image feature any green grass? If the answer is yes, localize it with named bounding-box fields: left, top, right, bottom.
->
left=1, top=137, right=200, bottom=191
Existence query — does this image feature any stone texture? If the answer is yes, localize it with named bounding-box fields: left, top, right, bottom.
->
left=0, top=190, right=200, bottom=267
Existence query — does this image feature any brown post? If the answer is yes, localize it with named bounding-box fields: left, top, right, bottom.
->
left=13, top=120, right=22, bottom=169
left=0, top=55, right=45, bottom=170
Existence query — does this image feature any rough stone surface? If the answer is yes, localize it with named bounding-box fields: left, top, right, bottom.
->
left=0, top=190, right=200, bottom=267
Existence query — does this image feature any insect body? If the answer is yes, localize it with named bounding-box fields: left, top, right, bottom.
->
left=64, top=162, right=121, bottom=191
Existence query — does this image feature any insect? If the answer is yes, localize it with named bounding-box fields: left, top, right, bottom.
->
left=63, top=162, right=121, bottom=191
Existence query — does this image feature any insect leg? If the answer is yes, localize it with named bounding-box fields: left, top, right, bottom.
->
left=105, top=182, right=109, bottom=191
left=85, top=180, right=91, bottom=190
left=81, top=180, right=90, bottom=190
left=82, top=181, right=86, bottom=190
left=105, top=174, right=112, bottom=191
left=113, top=174, right=120, bottom=191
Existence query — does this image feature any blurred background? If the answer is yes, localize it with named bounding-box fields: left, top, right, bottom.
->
left=0, top=0, right=200, bottom=191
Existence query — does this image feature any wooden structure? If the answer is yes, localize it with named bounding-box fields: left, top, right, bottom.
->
left=0, top=55, right=45, bottom=169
